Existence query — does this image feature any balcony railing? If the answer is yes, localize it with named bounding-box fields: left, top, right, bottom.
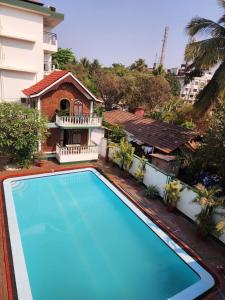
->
left=56, top=143, right=99, bottom=163
left=43, top=31, right=57, bottom=45
left=44, top=62, right=55, bottom=73
left=55, top=114, right=102, bottom=128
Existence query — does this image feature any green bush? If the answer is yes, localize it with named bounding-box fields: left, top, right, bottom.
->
left=0, top=103, right=48, bottom=168
left=145, top=185, right=161, bottom=200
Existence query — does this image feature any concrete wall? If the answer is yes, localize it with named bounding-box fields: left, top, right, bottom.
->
left=109, top=143, right=225, bottom=244
left=0, top=3, right=60, bottom=102
left=0, top=5, right=44, bottom=101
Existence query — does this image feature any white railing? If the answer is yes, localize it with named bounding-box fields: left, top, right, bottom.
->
left=43, top=31, right=57, bottom=45
left=56, top=114, right=102, bottom=128
left=56, top=143, right=99, bottom=163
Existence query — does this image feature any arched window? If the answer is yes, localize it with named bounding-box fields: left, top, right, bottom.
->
left=60, top=99, right=70, bottom=111
left=60, top=99, right=70, bottom=115
left=74, top=101, right=83, bottom=116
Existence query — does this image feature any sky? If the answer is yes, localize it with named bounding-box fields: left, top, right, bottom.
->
left=47, top=0, right=221, bottom=68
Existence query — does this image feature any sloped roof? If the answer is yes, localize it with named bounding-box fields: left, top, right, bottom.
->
left=23, top=70, right=102, bottom=102
left=103, top=110, right=196, bottom=154
left=23, top=70, right=69, bottom=96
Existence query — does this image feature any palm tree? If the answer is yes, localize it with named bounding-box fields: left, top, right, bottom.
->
left=185, top=0, right=225, bottom=114
left=130, top=58, right=148, bottom=72
left=80, top=57, right=90, bottom=70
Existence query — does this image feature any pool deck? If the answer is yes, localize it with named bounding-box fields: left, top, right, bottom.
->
left=0, top=157, right=224, bottom=300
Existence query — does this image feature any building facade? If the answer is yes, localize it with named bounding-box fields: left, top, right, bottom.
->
left=23, top=70, right=103, bottom=163
left=0, top=0, right=63, bottom=102
left=179, top=71, right=212, bottom=104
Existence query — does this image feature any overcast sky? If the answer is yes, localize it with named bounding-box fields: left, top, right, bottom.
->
left=47, top=0, right=221, bottom=68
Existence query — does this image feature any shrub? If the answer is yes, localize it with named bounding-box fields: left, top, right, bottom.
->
left=145, top=185, right=161, bottom=200
left=165, top=180, right=183, bottom=208
left=134, top=156, right=147, bottom=182
left=111, top=138, right=135, bottom=171
left=0, top=103, right=48, bottom=168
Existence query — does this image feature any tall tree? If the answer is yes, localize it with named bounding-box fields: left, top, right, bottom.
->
left=130, top=58, right=148, bottom=72
left=52, top=48, right=76, bottom=70
left=185, top=0, right=225, bottom=114
left=80, top=57, right=91, bottom=70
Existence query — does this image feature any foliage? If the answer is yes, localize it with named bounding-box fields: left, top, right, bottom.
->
left=93, top=105, right=103, bottom=117
left=111, top=138, right=135, bottom=171
left=181, top=120, right=196, bottom=130
left=165, top=73, right=181, bottom=96
left=185, top=1, right=225, bottom=114
left=165, top=180, right=183, bottom=208
left=193, top=99, right=225, bottom=186
left=153, top=64, right=166, bottom=76
left=0, top=103, right=48, bottom=167
left=216, top=220, right=225, bottom=236
left=194, top=184, right=225, bottom=237
left=52, top=48, right=76, bottom=69
left=106, top=123, right=126, bottom=143
left=134, top=156, right=147, bottom=182
left=130, top=58, right=148, bottom=72
left=145, top=185, right=161, bottom=200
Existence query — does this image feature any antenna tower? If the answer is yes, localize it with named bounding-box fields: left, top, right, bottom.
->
left=159, top=26, right=169, bottom=66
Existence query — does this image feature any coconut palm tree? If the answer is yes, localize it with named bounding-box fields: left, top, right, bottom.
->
left=80, top=57, right=90, bottom=70
left=185, top=0, right=225, bottom=114
left=130, top=58, right=148, bottom=72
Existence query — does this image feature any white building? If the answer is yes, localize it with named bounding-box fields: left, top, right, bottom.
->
left=0, top=0, right=64, bottom=102
left=179, top=71, right=212, bottom=104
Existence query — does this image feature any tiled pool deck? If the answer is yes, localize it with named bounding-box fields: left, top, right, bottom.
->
left=0, top=158, right=224, bottom=300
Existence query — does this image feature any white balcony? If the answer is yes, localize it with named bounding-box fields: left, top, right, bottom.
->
left=43, top=31, right=58, bottom=53
left=56, top=114, right=102, bottom=128
left=56, top=143, right=99, bottom=163
left=44, top=62, right=55, bottom=75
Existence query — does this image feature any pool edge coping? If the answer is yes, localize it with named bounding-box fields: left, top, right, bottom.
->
left=1, top=166, right=219, bottom=300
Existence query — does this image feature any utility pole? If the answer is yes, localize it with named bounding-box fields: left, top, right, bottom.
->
left=159, top=26, right=169, bottom=66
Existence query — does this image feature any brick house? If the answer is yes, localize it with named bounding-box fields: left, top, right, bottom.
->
left=22, top=70, right=102, bottom=163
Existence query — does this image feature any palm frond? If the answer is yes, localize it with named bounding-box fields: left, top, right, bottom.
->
left=194, top=60, right=225, bottom=113
left=186, top=17, right=225, bottom=38
left=218, top=0, right=225, bottom=9
left=185, top=38, right=225, bottom=68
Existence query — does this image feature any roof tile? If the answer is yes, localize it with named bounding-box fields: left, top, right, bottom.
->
left=23, top=70, right=69, bottom=96
left=103, top=110, right=196, bottom=154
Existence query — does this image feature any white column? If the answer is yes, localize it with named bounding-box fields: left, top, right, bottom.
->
left=90, top=101, right=93, bottom=115
left=88, top=128, right=92, bottom=146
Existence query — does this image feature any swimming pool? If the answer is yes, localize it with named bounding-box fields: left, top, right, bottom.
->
left=4, top=168, right=214, bottom=300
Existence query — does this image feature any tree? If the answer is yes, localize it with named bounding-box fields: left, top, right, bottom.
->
left=111, top=63, right=128, bottom=77
left=0, top=103, right=48, bottom=167
left=52, top=48, right=76, bottom=70
left=89, top=59, right=101, bottom=75
left=153, top=64, right=166, bottom=76
left=193, top=98, right=225, bottom=186
left=130, top=58, right=148, bottom=72
left=165, top=73, right=181, bottom=96
left=185, top=0, right=225, bottom=114
left=97, top=71, right=123, bottom=110
left=80, top=57, right=91, bottom=70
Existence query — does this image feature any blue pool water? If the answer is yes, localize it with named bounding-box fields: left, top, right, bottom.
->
left=12, top=170, right=200, bottom=300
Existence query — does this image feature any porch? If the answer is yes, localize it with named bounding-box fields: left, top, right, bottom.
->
left=55, top=114, right=102, bottom=128
left=56, top=143, right=99, bottom=163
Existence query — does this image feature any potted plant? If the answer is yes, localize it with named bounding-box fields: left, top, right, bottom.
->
left=134, top=156, right=147, bottom=183
left=194, top=184, right=224, bottom=238
left=37, top=151, right=45, bottom=167
left=145, top=185, right=161, bottom=200
left=165, top=180, right=183, bottom=211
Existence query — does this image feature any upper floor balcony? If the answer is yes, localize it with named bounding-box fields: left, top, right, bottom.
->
left=44, top=61, right=55, bottom=75
left=55, top=114, right=102, bottom=129
left=43, top=31, right=58, bottom=53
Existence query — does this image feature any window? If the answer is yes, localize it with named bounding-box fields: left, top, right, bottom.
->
left=72, top=131, right=81, bottom=144
left=193, top=89, right=198, bottom=92
left=74, top=101, right=83, bottom=115
left=60, top=99, right=70, bottom=112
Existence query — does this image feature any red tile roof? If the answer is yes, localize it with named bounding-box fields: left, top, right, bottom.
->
left=23, top=70, right=69, bottom=96
left=103, top=110, right=196, bottom=154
